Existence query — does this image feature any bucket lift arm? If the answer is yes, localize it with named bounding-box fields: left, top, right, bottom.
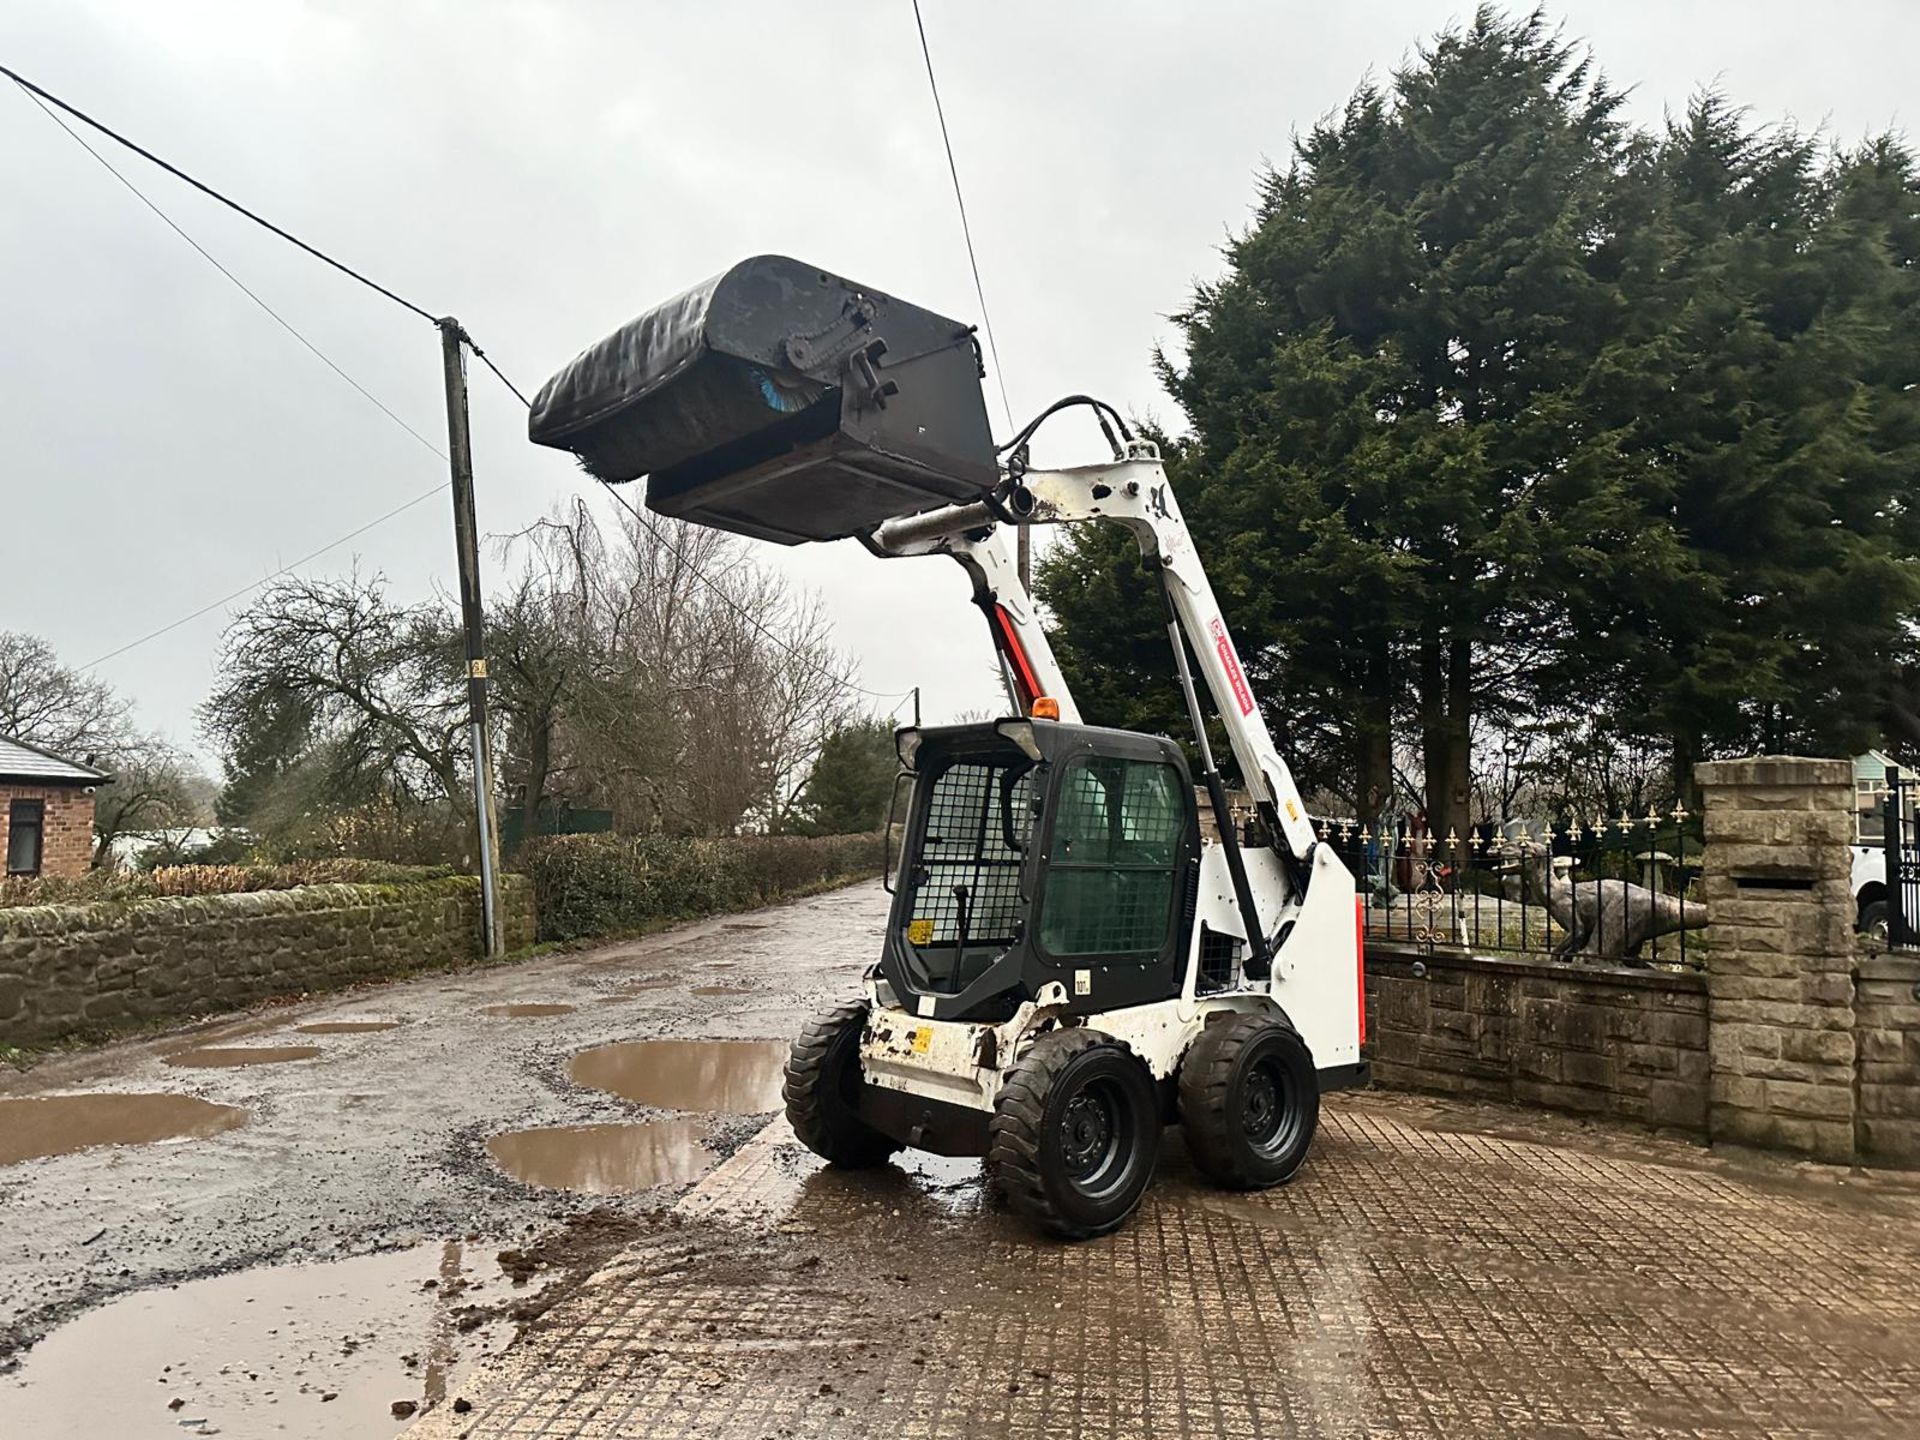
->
left=870, top=440, right=1318, bottom=864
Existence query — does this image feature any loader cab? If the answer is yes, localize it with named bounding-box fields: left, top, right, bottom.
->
left=883, top=718, right=1198, bottom=1024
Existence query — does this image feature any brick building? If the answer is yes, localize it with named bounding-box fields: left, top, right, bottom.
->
left=1, top=736, right=110, bottom=880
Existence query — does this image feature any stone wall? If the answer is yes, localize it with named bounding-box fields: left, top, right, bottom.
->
left=1364, top=943, right=1710, bottom=1133
left=1362, top=756, right=1920, bottom=1170
left=1696, top=757, right=1859, bottom=1163
left=0, top=875, right=534, bottom=1046
left=1854, top=951, right=1920, bottom=1163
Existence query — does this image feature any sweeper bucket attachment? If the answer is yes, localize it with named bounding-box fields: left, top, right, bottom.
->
left=527, top=255, right=998, bottom=545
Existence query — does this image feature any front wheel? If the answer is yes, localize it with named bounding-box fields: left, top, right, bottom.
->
left=1179, top=1012, right=1318, bottom=1190
left=1861, top=900, right=1891, bottom=946
left=785, top=1001, right=899, bottom=1168
left=987, top=1029, right=1160, bottom=1241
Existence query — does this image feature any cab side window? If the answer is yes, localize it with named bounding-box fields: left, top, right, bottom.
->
left=1039, top=757, right=1187, bottom=959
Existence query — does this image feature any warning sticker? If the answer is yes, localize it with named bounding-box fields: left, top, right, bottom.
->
left=1208, top=617, right=1256, bottom=716
left=907, top=919, right=933, bottom=945
left=910, top=1027, right=932, bottom=1054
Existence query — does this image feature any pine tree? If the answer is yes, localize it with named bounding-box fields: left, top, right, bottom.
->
left=785, top=719, right=898, bottom=836
left=1040, top=7, right=1920, bottom=817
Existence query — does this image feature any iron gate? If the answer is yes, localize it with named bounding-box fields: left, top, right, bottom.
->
left=1882, top=767, right=1920, bottom=948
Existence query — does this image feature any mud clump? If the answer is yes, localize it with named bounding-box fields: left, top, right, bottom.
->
left=0, top=1093, right=250, bottom=1166
left=164, top=1045, right=322, bottom=1069
left=569, top=1038, right=788, bottom=1113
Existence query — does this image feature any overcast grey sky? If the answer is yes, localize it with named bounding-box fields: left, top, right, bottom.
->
left=2, top=1, right=1913, bottom=765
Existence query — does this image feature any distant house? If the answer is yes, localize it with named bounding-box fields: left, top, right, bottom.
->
left=1855, top=750, right=1900, bottom=843
left=0, top=736, right=111, bottom=879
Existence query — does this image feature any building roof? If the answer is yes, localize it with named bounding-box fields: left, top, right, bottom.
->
left=1856, top=749, right=1898, bottom=782
left=0, top=735, right=112, bottom=786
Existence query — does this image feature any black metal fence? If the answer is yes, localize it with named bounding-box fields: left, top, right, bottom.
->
left=1316, top=811, right=1703, bottom=969
left=1882, top=767, right=1920, bottom=950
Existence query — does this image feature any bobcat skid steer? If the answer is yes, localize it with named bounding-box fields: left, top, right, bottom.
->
left=530, top=256, right=1367, bottom=1238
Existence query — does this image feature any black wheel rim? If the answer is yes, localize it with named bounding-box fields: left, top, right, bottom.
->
left=1241, top=1052, right=1301, bottom=1161
left=1057, top=1077, right=1135, bottom=1200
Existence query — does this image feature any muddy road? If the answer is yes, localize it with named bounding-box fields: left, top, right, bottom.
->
left=0, top=881, right=887, bottom=1435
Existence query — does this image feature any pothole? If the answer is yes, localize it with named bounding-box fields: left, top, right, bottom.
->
left=294, top=1021, right=402, bottom=1035
left=569, top=1039, right=789, bottom=1114
left=0, top=1093, right=250, bottom=1166
left=478, top=1003, right=576, bottom=1018
left=165, top=1046, right=322, bottom=1069
left=5, top=1239, right=541, bottom=1439
left=485, top=1121, right=713, bottom=1194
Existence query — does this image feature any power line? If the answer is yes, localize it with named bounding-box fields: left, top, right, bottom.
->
left=82, top=483, right=447, bottom=671
left=8, top=59, right=907, bottom=709
left=10, top=79, right=460, bottom=672
left=0, top=61, right=438, bottom=325
left=911, top=0, right=1016, bottom=435
left=592, top=480, right=913, bottom=706
left=16, top=86, right=447, bottom=461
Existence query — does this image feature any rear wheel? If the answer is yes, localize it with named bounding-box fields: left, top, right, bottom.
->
left=785, top=1002, right=899, bottom=1168
left=987, top=1029, right=1160, bottom=1241
left=1179, top=1012, right=1318, bottom=1190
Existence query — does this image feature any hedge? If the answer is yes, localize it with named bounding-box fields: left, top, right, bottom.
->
left=519, top=831, right=884, bottom=942
left=0, top=858, right=457, bottom=911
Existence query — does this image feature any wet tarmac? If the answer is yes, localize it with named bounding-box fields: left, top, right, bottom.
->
left=479, top=1004, right=577, bottom=1018
left=569, top=1038, right=789, bottom=1113
left=0, top=881, right=886, bottom=1424
left=165, top=1044, right=323, bottom=1068
left=0, top=1093, right=250, bottom=1166
left=485, top=1121, right=715, bottom=1194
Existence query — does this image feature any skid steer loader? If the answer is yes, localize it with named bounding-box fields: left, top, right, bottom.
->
left=531, top=256, right=1367, bottom=1239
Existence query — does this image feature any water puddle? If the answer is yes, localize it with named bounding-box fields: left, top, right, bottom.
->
left=479, top=1003, right=576, bottom=1018
left=164, top=1046, right=322, bottom=1069
left=570, top=1038, right=789, bottom=1113
left=3, top=1240, right=538, bottom=1439
left=721, top=921, right=770, bottom=932
left=486, top=1121, right=713, bottom=1194
left=0, top=1094, right=250, bottom=1166
left=294, top=1021, right=401, bottom=1035
left=691, top=985, right=743, bottom=997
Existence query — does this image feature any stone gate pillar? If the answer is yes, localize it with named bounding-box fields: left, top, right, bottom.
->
left=1696, top=757, right=1857, bottom=1163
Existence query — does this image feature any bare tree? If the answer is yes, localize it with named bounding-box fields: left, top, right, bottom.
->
left=90, top=737, right=205, bottom=866
left=494, top=499, right=859, bottom=837
left=0, top=630, right=128, bottom=757
left=202, top=571, right=467, bottom=813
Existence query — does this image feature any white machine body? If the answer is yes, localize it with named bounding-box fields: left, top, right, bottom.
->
left=859, top=442, right=1365, bottom=1112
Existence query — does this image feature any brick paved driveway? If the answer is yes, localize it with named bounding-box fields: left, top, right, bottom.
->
left=414, top=1090, right=1920, bottom=1439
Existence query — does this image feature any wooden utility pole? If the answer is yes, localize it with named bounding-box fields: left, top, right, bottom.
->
left=1017, top=525, right=1032, bottom=594
left=438, top=317, right=502, bottom=957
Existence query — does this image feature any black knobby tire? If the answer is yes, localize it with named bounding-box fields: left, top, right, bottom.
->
left=1861, top=900, right=1891, bottom=945
left=1179, top=1012, right=1318, bottom=1190
left=987, top=1028, right=1161, bottom=1241
left=785, top=1001, right=899, bottom=1168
